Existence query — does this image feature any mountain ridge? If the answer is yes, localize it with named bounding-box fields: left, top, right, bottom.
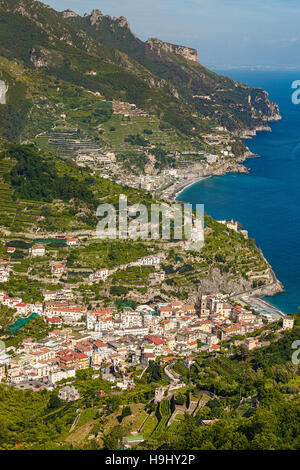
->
left=0, top=0, right=280, bottom=141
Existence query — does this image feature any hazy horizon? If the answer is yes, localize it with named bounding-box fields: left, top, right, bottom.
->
left=43, top=0, right=300, bottom=70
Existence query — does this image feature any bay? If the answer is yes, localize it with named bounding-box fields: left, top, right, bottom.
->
left=177, top=70, right=300, bottom=313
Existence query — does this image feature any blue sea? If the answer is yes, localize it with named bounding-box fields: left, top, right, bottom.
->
left=177, top=70, right=300, bottom=314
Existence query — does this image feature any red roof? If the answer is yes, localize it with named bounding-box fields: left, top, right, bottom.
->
left=77, top=352, right=88, bottom=359
left=48, top=316, right=62, bottom=323
left=145, top=335, right=165, bottom=345
left=162, top=356, right=176, bottom=362
left=234, top=305, right=243, bottom=312
left=144, top=353, right=155, bottom=358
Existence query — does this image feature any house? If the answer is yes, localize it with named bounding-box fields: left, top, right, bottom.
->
left=89, top=268, right=109, bottom=282
left=29, top=245, right=46, bottom=257
left=0, top=270, right=9, bottom=282
left=47, top=316, right=63, bottom=325
left=141, top=352, right=156, bottom=365
left=49, top=368, right=76, bottom=385
left=51, top=307, right=86, bottom=324
left=66, top=237, right=78, bottom=247
left=57, top=349, right=89, bottom=370
left=181, top=305, right=196, bottom=315
left=30, top=347, right=56, bottom=364
left=7, top=247, right=16, bottom=254
left=184, top=356, right=195, bottom=368
left=282, top=317, right=294, bottom=330
left=58, top=385, right=80, bottom=401
left=157, top=305, right=174, bottom=319
left=138, top=256, right=161, bottom=267
left=51, top=263, right=65, bottom=277
left=31, top=302, right=43, bottom=315
left=15, top=302, right=28, bottom=316
left=144, top=335, right=166, bottom=346
left=148, top=271, right=165, bottom=284
left=243, top=337, right=259, bottom=351
left=115, top=326, right=149, bottom=337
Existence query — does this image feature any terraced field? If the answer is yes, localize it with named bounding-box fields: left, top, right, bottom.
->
left=151, top=398, right=172, bottom=439
left=99, top=115, right=195, bottom=154
left=0, top=159, right=45, bottom=233
left=141, top=414, right=158, bottom=438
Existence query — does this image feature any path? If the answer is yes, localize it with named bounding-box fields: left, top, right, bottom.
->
left=70, top=409, right=82, bottom=432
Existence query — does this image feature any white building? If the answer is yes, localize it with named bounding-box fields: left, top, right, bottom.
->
left=89, top=268, right=109, bottom=282
left=282, top=317, right=294, bottom=330
left=114, top=326, right=149, bottom=337
left=58, top=385, right=80, bottom=401
left=30, top=245, right=46, bottom=257
left=49, top=368, right=76, bottom=385
left=138, top=256, right=161, bottom=267
left=0, top=270, right=9, bottom=282
left=66, top=238, right=78, bottom=247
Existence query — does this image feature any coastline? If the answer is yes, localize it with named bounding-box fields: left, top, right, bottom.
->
left=172, top=176, right=210, bottom=200
left=162, top=154, right=251, bottom=201
left=163, top=122, right=286, bottom=308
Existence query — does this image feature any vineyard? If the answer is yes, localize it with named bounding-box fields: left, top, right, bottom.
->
left=0, top=158, right=46, bottom=232
left=151, top=399, right=172, bottom=439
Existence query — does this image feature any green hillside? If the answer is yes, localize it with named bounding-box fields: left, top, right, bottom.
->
left=0, top=0, right=280, bottom=142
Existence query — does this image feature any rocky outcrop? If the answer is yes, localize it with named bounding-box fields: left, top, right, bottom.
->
left=116, top=16, right=131, bottom=29
left=89, top=9, right=103, bottom=26
left=88, top=9, right=132, bottom=31
left=29, top=47, right=49, bottom=68
left=236, top=126, right=272, bottom=139
left=62, top=9, right=79, bottom=19
left=146, top=38, right=198, bottom=62
left=196, top=267, right=283, bottom=298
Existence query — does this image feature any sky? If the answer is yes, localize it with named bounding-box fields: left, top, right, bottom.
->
left=44, top=0, right=300, bottom=69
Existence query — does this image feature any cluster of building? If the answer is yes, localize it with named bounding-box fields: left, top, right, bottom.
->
left=0, top=291, right=43, bottom=317
left=0, top=283, right=294, bottom=391
left=89, top=268, right=109, bottom=283
left=217, top=219, right=249, bottom=239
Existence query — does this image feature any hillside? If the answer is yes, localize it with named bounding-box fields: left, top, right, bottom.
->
left=64, top=8, right=281, bottom=133
left=0, top=0, right=280, bottom=142
left=0, top=315, right=299, bottom=450
left=0, top=141, right=277, bottom=305
left=0, top=0, right=284, bottom=300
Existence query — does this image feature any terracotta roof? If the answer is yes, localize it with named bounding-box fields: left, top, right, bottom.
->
left=145, top=335, right=165, bottom=345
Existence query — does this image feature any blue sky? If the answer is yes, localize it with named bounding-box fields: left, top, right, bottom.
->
left=45, top=0, right=300, bottom=68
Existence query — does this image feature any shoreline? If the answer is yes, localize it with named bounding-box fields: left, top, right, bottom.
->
left=162, top=133, right=286, bottom=308
left=163, top=117, right=282, bottom=202
left=172, top=176, right=210, bottom=200
left=162, top=150, right=256, bottom=202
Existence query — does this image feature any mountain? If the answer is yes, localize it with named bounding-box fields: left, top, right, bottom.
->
left=63, top=8, right=281, bottom=133
left=0, top=0, right=280, bottom=143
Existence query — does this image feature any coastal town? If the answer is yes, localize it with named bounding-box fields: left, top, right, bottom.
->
left=0, top=273, right=291, bottom=391
left=0, top=0, right=299, bottom=454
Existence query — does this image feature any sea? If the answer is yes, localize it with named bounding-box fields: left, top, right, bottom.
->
left=176, top=70, right=300, bottom=314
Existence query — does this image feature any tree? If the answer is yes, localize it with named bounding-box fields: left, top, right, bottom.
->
left=121, top=405, right=132, bottom=421
left=47, top=392, right=62, bottom=410
left=103, top=425, right=126, bottom=450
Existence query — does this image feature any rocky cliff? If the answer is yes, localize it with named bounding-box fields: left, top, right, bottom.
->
left=146, top=38, right=198, bottom=62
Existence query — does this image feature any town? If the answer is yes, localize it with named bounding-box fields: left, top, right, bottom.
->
left=0, top=280, right=293, bottom=392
